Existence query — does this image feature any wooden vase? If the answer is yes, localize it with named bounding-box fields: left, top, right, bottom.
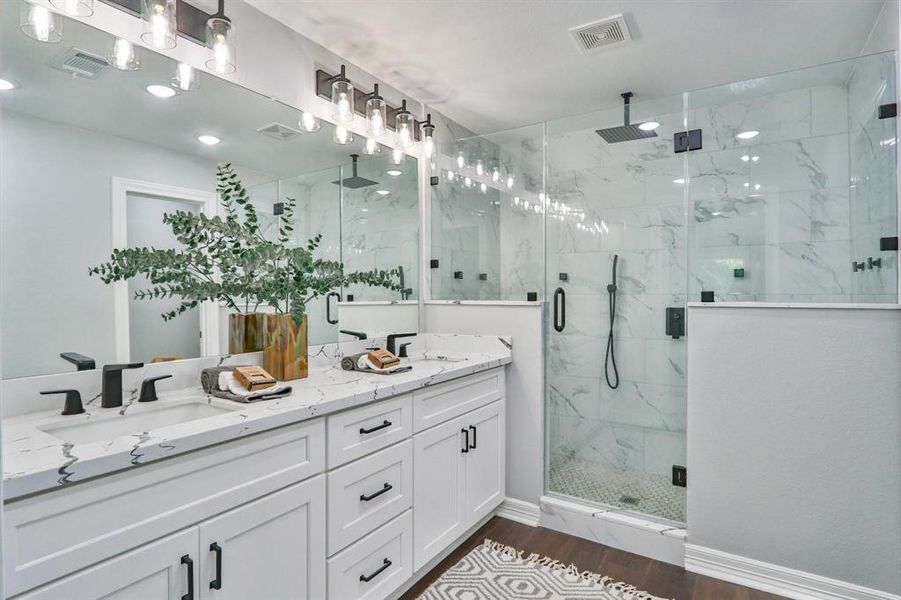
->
left=263, top=314, right=309, bottom=381
left=228, top=313, right=266, bottom=354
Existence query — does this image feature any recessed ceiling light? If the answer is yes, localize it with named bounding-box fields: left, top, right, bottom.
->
left=146, top=84, right=177, bottom=99
left=197, top=134, right=221, bottom=145
left=736, top=130, right=759, bottom=140
left=740, top=154, right=750, bottom=162
left=638, top=121, right=660, bottom=131
left=376, top=189, right=390, bottom=196
left=386, top=169, right=403, bottom=177
left=673, top=178, right=685, bottom=184
left=751, top=155, right=759, bottom=162
left=0, top=79, right=16, bottom=91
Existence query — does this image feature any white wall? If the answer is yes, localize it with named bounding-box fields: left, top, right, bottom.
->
left=423, top=303, right=543, bottom=505
left=686, top=304, right=901, bottom=594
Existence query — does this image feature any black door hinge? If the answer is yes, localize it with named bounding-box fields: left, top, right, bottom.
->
left=674, top=129, right=702, bottom=153
left=672, top=465, right=687, bottom=487
left=878, top=103, right=897, bottom=119
left=880, top=236, right=899, bottom=251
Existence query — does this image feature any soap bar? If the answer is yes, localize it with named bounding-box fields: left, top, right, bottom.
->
left=368, top=349, right=400, bottom=369
left=233, top=366, right=277, bottom=391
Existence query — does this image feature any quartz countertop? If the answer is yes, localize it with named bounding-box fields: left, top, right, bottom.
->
left=3, top=340, right=511, bottom=500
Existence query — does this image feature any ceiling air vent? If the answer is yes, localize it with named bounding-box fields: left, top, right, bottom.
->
left=256, top=122, right=303, bottom=141
left=50, top=48, right=109, bottom=79
left=570, top=14, right=632, bottom=52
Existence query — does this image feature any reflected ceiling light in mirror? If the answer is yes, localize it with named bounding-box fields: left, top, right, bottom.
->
left=421, top=114, right=436, bottom=170
left=491, top=167, right=500, bottom=183
left=395, top=100, right=414, bottom=149
left=197, top=134, right=220, bottom=145
left=333, top=125, right=353, bottom=145
left=329, top=65, right=354, bottom=124
left=206, top=0, right=236, bottom=75
left=141, top=0, right=176, bottom=50
left=171, top=63, right=197, bottom=91
left=108, top=38, right=139, bottom=71
left=20, top=1, right=62, bottom=43
left=298, top=111, right=320, bottom=132
left=506, top=174, right=514, bottom=189
left=376, top=190, right=390, bottom=196
left=365, top=83, right=386, bottom=136
left=638, top=121, right=660, bottom=131
left=456, top=152, right=465, bottom=170
left=362, top=137, right=380, bottom=156
left=479, top=182, right=488, bottom=194
left=146, top=84, right=177, bottom=98
left=0, top=79, right=17, bottom=91
left=391, top=147, right=405, bottom=165
left=386, top=169, right=403, bottom=177
left=736, top=130, right=759, bottom=140
left=446, top=170, right=455, bottom=182
left=475, top=159, right=484, bottom=176
left=673, top=178, right=685, bottom=184
left=50, top=0, right=93, bottom=17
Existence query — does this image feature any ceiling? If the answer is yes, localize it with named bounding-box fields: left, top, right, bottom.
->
left=247, top=0, right=888, bottom=134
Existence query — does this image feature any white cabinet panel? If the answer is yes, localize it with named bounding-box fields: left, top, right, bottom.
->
left=14, top=529, right=197, bottom=600
left=327, top=511, right=413, bottom=600
left=327, top=394, right=412, bottom=468
left=197, top=475, right=326, bottom=600
left=412, top=369, right=503, bottom=433
left=464, top=401, right=506, bottom=524
left=328, top=440, right=413, bottom=555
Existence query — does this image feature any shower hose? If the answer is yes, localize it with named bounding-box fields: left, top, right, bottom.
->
left=605, top=257, right=620, bottom=390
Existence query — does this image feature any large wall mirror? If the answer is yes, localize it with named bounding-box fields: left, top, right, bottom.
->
left=0, top=12, right=420, bottom=380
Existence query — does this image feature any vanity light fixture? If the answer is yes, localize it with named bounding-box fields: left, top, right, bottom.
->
left=20, top=1, right=62, bottom=43
left=365, top=83, right=387, bottom=136
left=638, top=120, right=660, bottom=131
left=386, top=169, right=403, bottom=177
left=333, top=125, right=353, bottom=145
left=391, top=147, right=405, bottom=165
left=50, top=0, right=93, bottom=17
left=395, top=100, right=414, bottom=149
left=108, top=38, right=140, bottom=71
left=299, top=111, right=320, bottom=133
left=197, top=134, right=220, bottom=145
left=362, top=137, right=380, bottom=156
left=736, top=130, right=759, bottom=140
left=0, top=79, right=16, bottom=91
left=146, top=84, right=177, bottom=98
left=475, top=159, right=484, bottom=177
left=141, top=0, right=177, bottom=50
left=421, top=113, right=436, bottom=170
left=329, top=65, right=354, bottom=124
left=456, top=152, right=466, bottom=170
left=206, top=0, right=236, bottom=75
left=171, top=62, right=197, bottom=91
left=491, top=166, right=500, bottom=183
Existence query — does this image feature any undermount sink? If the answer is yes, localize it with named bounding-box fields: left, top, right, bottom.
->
left=37, top=401, right=237, bottom=444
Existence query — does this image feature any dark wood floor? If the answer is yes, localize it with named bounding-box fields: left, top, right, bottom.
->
left=401, top=517, right=786, bottom=600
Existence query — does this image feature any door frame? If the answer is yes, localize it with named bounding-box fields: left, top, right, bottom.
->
left=110, top=177, right=219, bottom=362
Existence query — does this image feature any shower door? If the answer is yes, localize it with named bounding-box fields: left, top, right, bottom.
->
left=544, top=94, right=689, bottom=524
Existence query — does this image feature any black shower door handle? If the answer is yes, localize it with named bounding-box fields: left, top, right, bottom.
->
left=553, top=287, right=565, bottom=332
left=326, top=291, right=340, bottom=325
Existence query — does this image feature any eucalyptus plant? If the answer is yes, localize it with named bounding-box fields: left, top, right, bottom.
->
left=90, top=164, right=400, bottom=324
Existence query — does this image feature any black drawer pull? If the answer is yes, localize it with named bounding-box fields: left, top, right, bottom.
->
left=180, top=555, right=194, bottom=600
left=461, top=428, right=469, bottom=453
left=209, top=543, right=222, bottom=590
left=360, top=420, right=392, bottom=435
left=360, top=558, right=392, bottom=583
left=360, top=482, right=392, bottom=502
left=469, top=425, right=477, bottom=450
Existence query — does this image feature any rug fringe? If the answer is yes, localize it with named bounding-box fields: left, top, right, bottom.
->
left=481, top=539, right=668, bottom=600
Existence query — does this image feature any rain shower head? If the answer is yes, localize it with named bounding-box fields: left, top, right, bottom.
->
left=595, top=92, right=658, bottom=144
left=333, top=154, right=379, bottom=189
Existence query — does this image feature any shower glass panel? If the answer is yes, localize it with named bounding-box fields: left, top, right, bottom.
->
left=430, top=124, right=545, bottom=301
left=686, top=52, right=898, bottom=303
left=544, top=94, right=688, bottom=524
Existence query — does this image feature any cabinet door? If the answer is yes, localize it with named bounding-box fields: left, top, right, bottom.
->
left=412, top=413, right=468, bottom=571
left=15, top=529, right=197, bottom=600
left=464, top=400, right=506, bottom=524
left=197, top=475, right=326, bottom=600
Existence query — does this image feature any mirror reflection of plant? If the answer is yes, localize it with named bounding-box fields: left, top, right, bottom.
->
left=90, top=164, right=401, bottom=323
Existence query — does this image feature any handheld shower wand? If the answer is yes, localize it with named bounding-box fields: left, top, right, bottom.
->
left=605, top=254, right=620, bottom=389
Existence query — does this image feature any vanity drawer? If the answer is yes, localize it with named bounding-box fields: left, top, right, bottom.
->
left=327, top=510, right=413, bottom=600
left=3, top=419, right=325, bottom=597
left=327, top=439, right=412, bottom=555
left=327, top=394, right=412, bottom=468
left=412, top=368, right=504, bottom=433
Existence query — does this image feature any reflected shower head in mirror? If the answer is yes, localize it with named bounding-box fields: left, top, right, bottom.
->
left=596, top=92, right=659, bottom=144
left=333, top=154, right=379, bottom=189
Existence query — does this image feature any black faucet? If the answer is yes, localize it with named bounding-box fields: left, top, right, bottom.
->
left=60, top=352, right=96, bottom=371
left=386, top=333, right=417, bottom=355
left=101, top=362, right=144, bottom=408
left=139, top=375, right=172, bottom=402
left=40, top=389, right=85, bottom=415
left=340, top=330, right=368, bottom=340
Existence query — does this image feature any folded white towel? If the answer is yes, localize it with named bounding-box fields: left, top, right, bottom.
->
left=218, top=371, right=286, bottom=397
left=358, top=355, right=407, bottom=374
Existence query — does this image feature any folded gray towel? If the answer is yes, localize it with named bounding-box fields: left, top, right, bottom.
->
left=200, top=365, right=251, bottom=394
left=208, top=386, right=293, bottom=404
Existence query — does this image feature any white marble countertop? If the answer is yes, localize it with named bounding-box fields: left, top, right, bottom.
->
left=3, top=341, right=511, bottom=501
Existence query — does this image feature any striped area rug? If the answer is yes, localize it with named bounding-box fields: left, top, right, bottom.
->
left=418, top=539, right=667, bottom=599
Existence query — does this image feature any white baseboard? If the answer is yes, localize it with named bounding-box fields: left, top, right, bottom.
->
left=685, top=544, right=901, bottom=600
left=494, top=497, right=541, bottom=527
